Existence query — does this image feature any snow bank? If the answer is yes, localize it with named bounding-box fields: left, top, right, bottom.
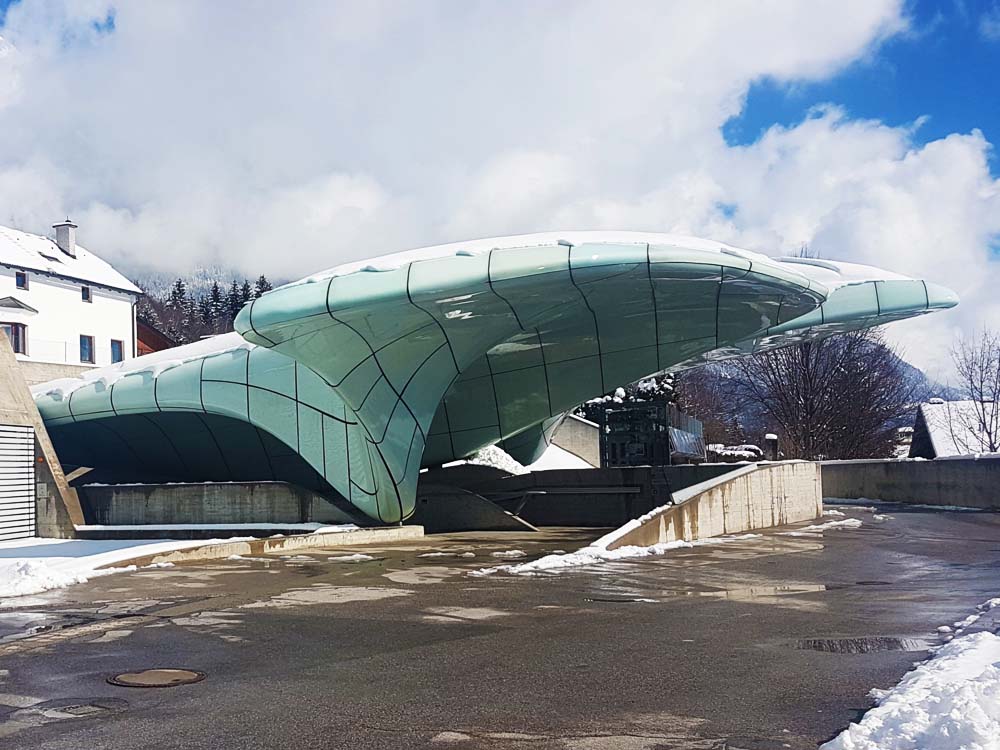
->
left=0, top=536, right=252, bottom=600
left=821, top=631, right=1000, bottom=750
left=471, top=533, right=760, bottom=576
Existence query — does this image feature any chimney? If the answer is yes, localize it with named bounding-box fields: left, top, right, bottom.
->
left=53, top=218, right=77, bottom=258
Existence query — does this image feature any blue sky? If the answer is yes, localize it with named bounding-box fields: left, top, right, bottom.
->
left=725, top=0, right=1000, bottom=167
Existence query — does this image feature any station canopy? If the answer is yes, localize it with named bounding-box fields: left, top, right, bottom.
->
left=32, top=232, right=958, bottom=524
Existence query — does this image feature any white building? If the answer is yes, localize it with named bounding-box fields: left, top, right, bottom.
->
left=0, top=220, right=141, bottom=385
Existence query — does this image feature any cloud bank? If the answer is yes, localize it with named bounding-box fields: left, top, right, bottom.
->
left=0, top=0, right=997, bottom=377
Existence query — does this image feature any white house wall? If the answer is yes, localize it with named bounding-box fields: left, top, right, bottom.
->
left=0, top=266, right=137, bottom=368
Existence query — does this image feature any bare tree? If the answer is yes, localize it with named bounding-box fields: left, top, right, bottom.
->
left=729, top=329, right=915, bottom=459
left=947, top=329, right=1000, bottom=453
left=674, top=366, right=745, bottom=445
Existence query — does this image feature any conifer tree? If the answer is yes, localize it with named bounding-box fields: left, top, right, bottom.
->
left=253, top=275, right=273, bottom=298
left=226, top=280, right=242, bottom=321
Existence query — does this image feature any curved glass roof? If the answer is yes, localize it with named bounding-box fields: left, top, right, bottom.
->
left=33, top=233, right=957, bottom=524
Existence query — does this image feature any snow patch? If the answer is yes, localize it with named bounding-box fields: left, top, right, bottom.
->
left=472, top=533, right=761, bottom=577
left=821, top=631, right=1000, bottom=750
left=779, top=518, right=862, bottom=536
left=490, top=550, right=527, bottom=559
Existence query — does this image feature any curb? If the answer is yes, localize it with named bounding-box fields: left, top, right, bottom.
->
left=97, top=525, right=425, bottom=569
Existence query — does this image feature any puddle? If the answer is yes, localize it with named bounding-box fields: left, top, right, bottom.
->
left=383, top=567, right=459, bottom=585
left=0, top=612, right=69, bottom=643
left=796, top=636, right=930, bottom=653
left=241, top=585, right=412, bottom=609
left=422, top=607, right=511, bottom=623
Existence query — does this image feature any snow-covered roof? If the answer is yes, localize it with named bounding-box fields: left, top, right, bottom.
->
left=918, top=400, right=1000, bottom=457
left=277, top=230, right=920, bottom=292
left=0, top=224, right=141, bottom=294
left=31, top=332, right=251, bottom=400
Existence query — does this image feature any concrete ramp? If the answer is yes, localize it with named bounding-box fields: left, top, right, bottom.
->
left=411, top=484, right=538, bottom=533
left=606, top=462, right=822, bottom=550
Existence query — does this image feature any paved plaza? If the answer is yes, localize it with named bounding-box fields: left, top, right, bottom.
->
left=2, top=505, right=999, bottom=749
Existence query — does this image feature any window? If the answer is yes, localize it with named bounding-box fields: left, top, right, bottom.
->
left=0, top=323, right=26, bottom=354
left=81, top=285, right=91, bottom=302
left=80, top=334, right=95, bottom=364
left=110, top=339, right=124, bottom=364
left=15, top=271, right=27, bottom=290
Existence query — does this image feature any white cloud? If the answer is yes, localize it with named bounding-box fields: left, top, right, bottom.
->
left=0, top=0, right=997, bottom=374
left=979, top=3, right=1000, bottom=40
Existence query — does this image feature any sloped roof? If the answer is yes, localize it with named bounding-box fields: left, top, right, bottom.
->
left=0, top=225, right=141, bottom=294
left=917, top=400, right=1000, bottom=457
left=0, top=296, right=38, bottom=313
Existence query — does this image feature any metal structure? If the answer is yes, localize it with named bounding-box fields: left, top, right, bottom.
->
left=599, top=402, right=705, bottom=468
left=31, top=232, right=958, bottom=525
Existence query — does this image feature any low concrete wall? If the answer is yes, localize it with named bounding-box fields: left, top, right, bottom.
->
left=103, top=525, right=425, bottom=568
left=552, top=415, right=600, bottom=467
left=78, top=481, right=359, bottom=526
left=607, top=462, right=822, bottom=549
left=821, top=458, right=1000, bottom=509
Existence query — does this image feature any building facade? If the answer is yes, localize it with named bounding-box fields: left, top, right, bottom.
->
left=0, top=221, right=141, bottom=385
left=32, top=231, right=958, bottom=525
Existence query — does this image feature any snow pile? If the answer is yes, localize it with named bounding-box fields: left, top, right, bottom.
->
left=465, top=444, right=592, bottom=474
left=467, top=445, right=528, bottom=475
left=326, top=553, right=374, bottom=562
left=0, top=560, right=94, bottom=597
left=821, top=631, right=1000, bottom=750
left=471, top=533, right=760, bottom=576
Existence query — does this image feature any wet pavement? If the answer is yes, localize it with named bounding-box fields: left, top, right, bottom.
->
left=1, top=504, right=999, bottom=749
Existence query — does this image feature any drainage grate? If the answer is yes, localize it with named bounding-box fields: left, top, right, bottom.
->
left=796, top=636, right=927, bottom=653
left=108, top=668, right=205, bottom=688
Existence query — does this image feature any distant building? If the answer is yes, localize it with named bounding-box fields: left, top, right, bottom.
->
left=0, top=221, right=141, bottom=385
left=909, top=399, right=1000, bottom=458
left=136, top=319, right=177, bottom=356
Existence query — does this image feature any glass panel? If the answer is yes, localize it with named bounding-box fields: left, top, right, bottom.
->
left=79, top=335, right=94, bottom=363
left=110, top=340, right=123, bottom=363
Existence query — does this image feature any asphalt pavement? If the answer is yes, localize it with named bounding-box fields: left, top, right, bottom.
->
left=1, top=504, right=1000, bottom=749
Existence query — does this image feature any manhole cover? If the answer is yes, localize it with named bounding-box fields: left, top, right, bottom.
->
left=107, top=669, right=205, bottom=688
left=796, top=636, right=927, bottom=653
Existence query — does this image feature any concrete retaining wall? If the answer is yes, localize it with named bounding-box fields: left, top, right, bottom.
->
left=79, top=481, right=358, bottom=526
left=607, top=462, right=822, bottom=549
left=424, top=463, right=742, bottom=527
left=821, top=458, right=1000, bottom=509
left=552, top=415, right=600, bottom=466
left=107, top=525, right=425, bottom=568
